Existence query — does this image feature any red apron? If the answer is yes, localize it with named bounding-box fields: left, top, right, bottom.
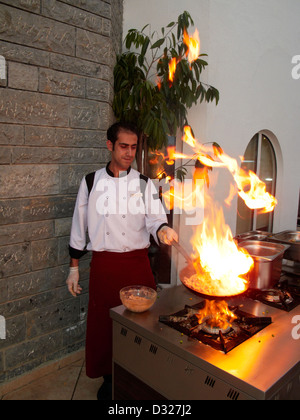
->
left=85, top=248, right=156, bottom=378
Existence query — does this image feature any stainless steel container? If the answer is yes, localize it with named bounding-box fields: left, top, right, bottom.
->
left=268, top=231, right=300, bottom=262
left=234, top=231, right=269, bottom=243
left=239, top=240, right=290, bottom=289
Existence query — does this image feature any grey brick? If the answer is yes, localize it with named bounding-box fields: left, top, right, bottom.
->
left=47, top=264, right=70, bottom=288
left=42, top=0, right=107, bottom=35
left=31, top=238, right=58, bottom=270
left=0, top=352, right=4, bottom=379
left=0, top=315, right=26, bottom=351
left=0, top=124, right=24, bottom=145
left=0, top=242, right=31, bottom=279
left=26, top=299, right=80, bottom=339
left=60, top=0, right=111, bottom=19
left=70, top=98, right=110, bottom=130
left=0, top=4, right=75, bottom=55
left=0, top=165, right=60, bottom=198
left=12, top=145, right=109, bottom=164
left=86, top=78, right=110, bottom=102
left=54, top=217, right=72, bottom=237
left=0, top=0, right=41, bottom=13
left=5, top=331, right=63, bottom=369
left=59, top=164, right=102, bottom=194
left=39, top=68, right=86, bottom=98
left=0, top=288, right=67, bottom=320
left=0, top=146, right=11, bottom=164
left=63, top=320, right=86, bottom=347
left=23, top=196, right=76, bottom=221
left=8, top=62, right=39, bottom=91
left=6, top=270, right=49, bottom=301
left=0, top=196, right=76, bottom=225
left=0, top=220, right=54, bottom=246
left=49, top=52, right=110, bottom=80
left=0, top=278, right=8, bottom=304
left=57, top=235, right=69, bottom=263
left=0, top=90, right=69, bottom=127
left=76, top=28, right=111, bottom=65
left=25, top=126, right=107, bottom=148
left=0, top=41, right=50, bottom=67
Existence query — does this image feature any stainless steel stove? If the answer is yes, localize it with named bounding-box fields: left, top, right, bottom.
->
left=110, top=282, right=300, bottom=400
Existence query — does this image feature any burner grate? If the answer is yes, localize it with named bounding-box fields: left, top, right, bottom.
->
left=246, top=277, right=300, bottom=312
left=159, top=301, right=272, bottom=354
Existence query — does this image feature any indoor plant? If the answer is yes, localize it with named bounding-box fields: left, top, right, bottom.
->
left=113, top=11, right=219, bottom=176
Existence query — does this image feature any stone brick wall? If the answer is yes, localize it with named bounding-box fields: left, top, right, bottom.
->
left=0, top=0, right=123, bottom=384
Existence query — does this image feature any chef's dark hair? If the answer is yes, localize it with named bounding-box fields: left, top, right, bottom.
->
left=107, top=121, right=140, bottom=146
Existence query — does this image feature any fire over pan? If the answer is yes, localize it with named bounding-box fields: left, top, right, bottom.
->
left=172, top=241, right=249, bottom=301
left=179, top=263, right=249, bottom=301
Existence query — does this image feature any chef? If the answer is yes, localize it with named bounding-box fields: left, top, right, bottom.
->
left=66, top=121, right=178, bottom=399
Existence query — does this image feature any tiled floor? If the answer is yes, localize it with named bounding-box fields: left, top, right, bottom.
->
left=1, top=357, right=103, bottom=400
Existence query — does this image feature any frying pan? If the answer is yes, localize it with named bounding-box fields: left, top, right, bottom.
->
left=172, top=241, right=249, bottom=301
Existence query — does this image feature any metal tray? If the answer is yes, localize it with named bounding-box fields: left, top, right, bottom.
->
left=268, top=230, right=300, bottom=262
left=239, top=240, right=290, bottom=261
left=234, top=231, right=270, bottom=243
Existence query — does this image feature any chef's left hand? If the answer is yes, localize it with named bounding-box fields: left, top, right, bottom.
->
left=158, top=226, right=178, bottom=245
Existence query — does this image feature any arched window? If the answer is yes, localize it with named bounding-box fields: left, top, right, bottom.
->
left=236, top=132, right=277, bottom=234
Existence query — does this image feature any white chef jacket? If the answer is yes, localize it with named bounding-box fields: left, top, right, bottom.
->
left=69, top=165, right=168, bottom=256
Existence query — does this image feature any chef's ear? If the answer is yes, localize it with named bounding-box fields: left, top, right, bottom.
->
left=106, top=140, right=114, bottom=151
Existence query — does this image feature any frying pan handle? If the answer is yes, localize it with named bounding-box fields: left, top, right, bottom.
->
left=172, top=240, right=194, bottom=265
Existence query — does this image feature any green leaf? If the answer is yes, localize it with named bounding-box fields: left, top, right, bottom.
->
left=151, top=38, right=165, bottom=49
left=176, top=167, right=188, bottom=182
left=141, top=24, right=150, bottom=32
left=141, top=37, right=150, bottom=57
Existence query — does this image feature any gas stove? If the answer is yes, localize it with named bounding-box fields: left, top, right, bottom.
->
left=159, top=302, right=272, bottom=354
left=110, top=283, right=300, bottom=400
left=245, top=273, right=300, bottom=312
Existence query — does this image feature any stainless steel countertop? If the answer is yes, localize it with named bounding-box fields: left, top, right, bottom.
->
left=110, top=285, right=300, bottom=399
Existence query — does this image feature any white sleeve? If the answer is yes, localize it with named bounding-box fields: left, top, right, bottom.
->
left=69, top=177, right=89, bottom=254
left=144, top=178, right=168, bottom=244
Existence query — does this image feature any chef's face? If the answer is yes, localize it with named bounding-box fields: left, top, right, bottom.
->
left=107, top=130, right=138, bottom=171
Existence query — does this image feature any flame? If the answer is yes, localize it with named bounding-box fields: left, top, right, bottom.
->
left=150, top=125, right=277, bottom=303
left=162, top=178, right=205, bottom=213
left=169, top=57, right=177, bottom=83
left=168, top=29, right=200, bottom=83
left=196, top=300, right=237, bottom=332
left=149, top=150, right=165, bottom=166
left=183, top=126, right=197, bottom=148
left=183, top=29, right=200, bottom=64
left=157, top=76, right=162, bottom=90
left=182, top=126, right=277, bottom=213
left=182, top=202, right=253, bottom=297
left=238, top=170, right=277, bottom=213
left=166, top=146, right=176, bottom=165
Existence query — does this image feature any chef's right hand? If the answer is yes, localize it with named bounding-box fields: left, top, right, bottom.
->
left=157, top=226, right=179, bottom=245
left=66, top=266, right=82, bottom=297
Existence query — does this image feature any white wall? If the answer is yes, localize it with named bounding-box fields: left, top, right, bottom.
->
left=201, top=0, right=300, bottom=235
left=123, top=0, right=300, bottom=281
